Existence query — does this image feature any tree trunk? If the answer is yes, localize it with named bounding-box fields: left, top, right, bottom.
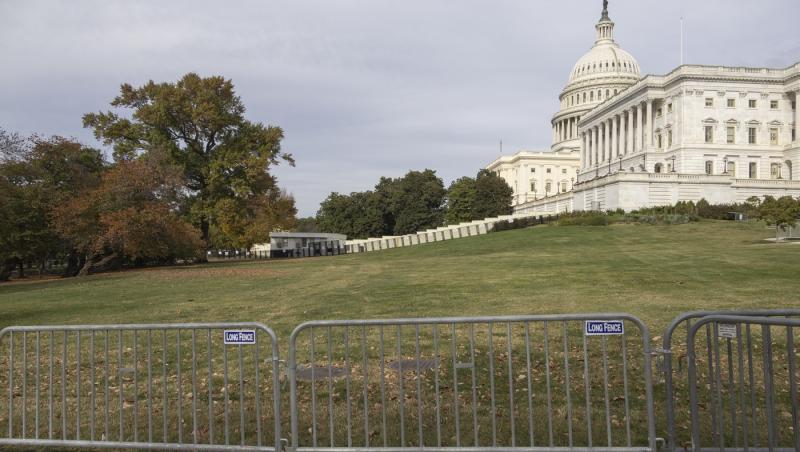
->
left=78, top=252, right=122, bottom=276
left=0, top=258, right=17, bottom=282
left=198, top=217, right=210, bottom=263
left=17, top=260, right=24, bottom=279
left=64, top=250, right=81, bottom=278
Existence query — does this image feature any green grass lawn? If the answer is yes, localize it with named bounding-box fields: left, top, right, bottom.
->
left=0, top=220, right=795, bottom=336
left=0, top=220, right=796, bottom=448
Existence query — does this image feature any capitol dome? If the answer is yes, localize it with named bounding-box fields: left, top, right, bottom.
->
left=551, top=1, right=641, bottom=152
left=568, top=42, right=640, bottom=86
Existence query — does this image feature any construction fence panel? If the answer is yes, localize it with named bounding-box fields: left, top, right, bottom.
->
left=288, top=313, right=657, bottom=452
left=0, top=323, right=281, bottom=451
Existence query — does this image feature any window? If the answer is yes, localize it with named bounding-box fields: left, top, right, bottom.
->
left=530, top=181, right=537, bottom=191
left=771, top=163, right=782, bottom=179
left=705, top=126, right=714, bottom=144
left=546, top=168, right=552, bottom=174
left=530, top=168, right=535, bottom=173
left=748, top=99, right=757, bottom=109
left=705, top=98, right=714, bottom=107
left=657, top=134, right=663, bottom=148
left=668, top=130, right=673, bottom=147
left=590, top=92, right=594, bottom=101
left=749, top=162, right=757, bottom=179
left=705, top=160, right=714, bottom=175
left=748, top=127, right=757, bottom=144
left=583, top=93, right=586, bottom=103
left=545, top=181, right=552, bottom=193
left=727, top=126, right=736, bottom=144
left=667, top=103, right=673, bottom=113
left=770, top=100, right=779, bottom=109
left=726, top=161, right=736, bottom=175
left=727, top=98, right=736, bottom=108
left=560, top=181, right=568, bottom=192
left=654, top=163, right=663, bottom=173
left=656, top=108, right=663, bottom=117
left=770, top=128, right=779, bottom=145
left=561, top=168, right=567, bottom=174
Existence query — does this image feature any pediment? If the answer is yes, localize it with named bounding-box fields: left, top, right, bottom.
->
left=767, top=120, right=783, bottom=126
left=702, top=117, right=718, bottom=124
left=725, top=118, right=739, bottom=125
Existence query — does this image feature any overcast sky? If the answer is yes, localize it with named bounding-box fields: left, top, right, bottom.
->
left=2, top=1, right=798, bottom=216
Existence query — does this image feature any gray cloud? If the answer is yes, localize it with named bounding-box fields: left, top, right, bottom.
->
left=1, top=0, right=797, bottom=216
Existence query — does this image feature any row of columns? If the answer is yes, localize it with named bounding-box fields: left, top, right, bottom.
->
left=553, top=116, right=580, bottom=143
left=581, top=98, right=658, bottom=169
left=795, top=91, right=800, bottom=143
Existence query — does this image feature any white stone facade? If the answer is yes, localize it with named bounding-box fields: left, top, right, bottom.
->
left=487, top=3, right=642, bottom=207
left=486, top=150, right=580, bottom=206
left=502, top=2, right=800, bottom=214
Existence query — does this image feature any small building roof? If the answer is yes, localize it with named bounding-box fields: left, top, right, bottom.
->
left=270, top=232, right=347, bottom=240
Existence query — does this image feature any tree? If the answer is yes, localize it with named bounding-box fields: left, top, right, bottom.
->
left=0, top=136, right=105, bottom=280
left=756, top=195, right=800, bottom=242
left=52, top=153, right=203, bottom=275
left=317, top=191, right=386, bottom=239
left=83, top=73, right=295, bottom=249
left=445, top=176, right=477, bottom=225
left=472, top=169, right=513, bottom=219
left=386, top=169, right=446, bottom=235
left=295, top=217, right=320, bottom=233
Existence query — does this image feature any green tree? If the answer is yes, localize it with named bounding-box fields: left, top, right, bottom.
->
left=295, top=217, right=320, bottom=233
left=386, top=169, right=446, bottom=235
left=83, top=73, right=295, bottom=249
left=472, top=169, right=513, bottom=219
left=756, top=195, right=800, bottom=242
left=445, top=176, right=477, bottom=224
left=317, top=191, right=386, bottom=239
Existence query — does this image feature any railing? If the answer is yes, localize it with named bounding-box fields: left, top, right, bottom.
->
left=0, top=323, right=281, bottom=451
left=287, top=314, right=656, bottom=451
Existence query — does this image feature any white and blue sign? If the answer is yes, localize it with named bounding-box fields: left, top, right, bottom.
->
left=224, top=330, right=256, bottom=345
left=585, top=320, right=624, bottom=336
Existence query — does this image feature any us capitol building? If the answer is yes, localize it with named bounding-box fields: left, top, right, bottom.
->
left=487, top=1, right=800, bottom=213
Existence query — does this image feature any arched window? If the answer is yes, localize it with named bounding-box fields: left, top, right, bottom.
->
left=583, top=92, right=586, bottom=103
left=590, top=91, right=594, bottom=101
left=606, top=89, right=610, bottom=97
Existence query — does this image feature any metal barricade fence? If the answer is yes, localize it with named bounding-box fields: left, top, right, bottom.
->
left=287, top=313, right=657, bottom=451
left=686, top=315, right=800, bottom=452
left=0, top=323, right=281, bottom=451
left=660, top=310, right=800, bottom=451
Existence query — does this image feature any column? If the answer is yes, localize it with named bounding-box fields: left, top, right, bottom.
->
left=635, top=104, right=643, bottom=153
left=604, top=119, right=611, bottom=162
left=646, top=99, right=654, bottom=149
left=795, top=91, right=800, bottom=142
left=594, top=126, right=600, bottom=166
left=619, top=113, right=627, bottom=157
left=611, top=116, right=618, bottom=161
left=626, top=109, right=634, bottom=155
left=588, top=129, right=594, bottom=166
left=582, top=133, right=588, bottom=168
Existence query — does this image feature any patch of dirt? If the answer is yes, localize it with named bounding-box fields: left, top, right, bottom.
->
left=139, top=264, right=288, bottom=281
left=1, top=274, right=65, bottom=285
